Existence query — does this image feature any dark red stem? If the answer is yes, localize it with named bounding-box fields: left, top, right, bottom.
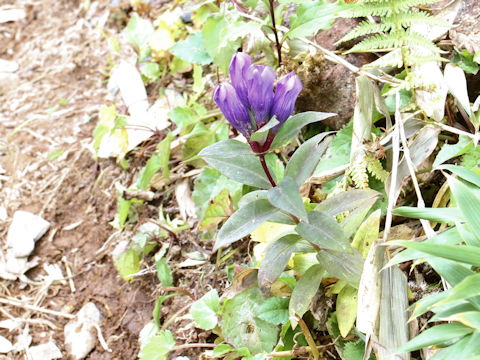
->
left=268, top=0, right=282, bottom=66
left=259, top=153, right=277, bottom=187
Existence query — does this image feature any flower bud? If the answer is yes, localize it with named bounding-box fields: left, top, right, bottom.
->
left=229, top=52, right=252, bottom=109
left=246, top=65, right=276, bottom=127
left=271, top=72, right=303, bottom=129
left=213, top=83, right=252, bottom=138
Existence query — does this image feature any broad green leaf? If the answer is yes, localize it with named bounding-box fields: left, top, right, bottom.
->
left=395, top=323, right=472, bottom=353
left=215, top=199, right=277, bottom=250
left=433, top=137, right=472, bottom=168
left=270, top=112, right=336, bottom=149
left=124, top=13, right=154, bottom=50
left=287, top=0, right=344, bottom=39
left=430, top=302, right=478, bottom=323
left=140, top=62, right=161, bottom=82
left=341, top=197, right=376, bottom=239
left=452, top=48, right=479, bottom=75
left=199, top=189, right=233, bottom=231
left=156, top=258, right=173, bottom=287
left=169, top=32, right=213, bottom=65
left=168, top=106, right=197, bottom=135
left=351, top=209, right=380, bottom=258
left=435, top=273, right=480, bottom=307
left=315, top=189, right=378, bottom=216
left=137, top=133, right=173, bottom=189
left=114, top=248, right=140, bottom=281
left=257, top=297, right=290, bottom=325
left=317, top=250, right=363, bottom=287
left=285, top=133, right=332, bottom=186
left=315, top=121, right=352, bottom=174
left=289, top=264, right=324, bottom=329
left=258, top=234, right=301, bottom=289
left=337, top=285, right=358, bottom=337
left=221, top=286, right=278, bottom=354
left=391, top=241, right=480, bottom=266
left=138, top=329, right=175, bottom=360
left=212, top=344, right=234, bottom=357
left=410, top=290, right=450, bottom=320
left=182, top=122, right=216, bottom=164
left=429, top=334, right=473, bottom=360
left=392, top=207, right=464, bottom=223
left=190, top=289, right=220, bottom=330
left=447, top=174, right=480, bottom=234
left=267, top=177, right=307, bottom=222
left=192, top=167, right=242, bottom=219
left=296, top=211, right=348, bottom=251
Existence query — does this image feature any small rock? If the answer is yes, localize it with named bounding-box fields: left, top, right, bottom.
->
left=0, top=72, right=20, bottom=95
left=0, top=336, right=12, bottom=354
left=29, top=341, right=62, bottom=360
left=64, top=303, right=102, bottom=360
left=6, top=211, right=50, bottom=258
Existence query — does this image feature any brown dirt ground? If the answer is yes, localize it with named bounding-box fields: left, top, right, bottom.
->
left=0, top=0, right=210, bottom=358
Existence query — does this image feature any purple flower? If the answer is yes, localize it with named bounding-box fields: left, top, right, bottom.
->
left=246, top=65, right=276, bottom=127
left=271, top=71, right=303, bottom=128
left=229, top=52, right=252, bottom=109
left=214, top=53, right=303, bottom=149
left=214, top=83, right=252, bottom=138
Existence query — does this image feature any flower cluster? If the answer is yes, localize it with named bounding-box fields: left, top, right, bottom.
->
left=213, top=53, right=302, bottom=152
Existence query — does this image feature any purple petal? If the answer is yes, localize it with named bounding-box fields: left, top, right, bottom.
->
left=271, top=72, right=303, bottom=129
left=214, top=83, right=252, bottom=138
left=246, top=65, right=276, bottom=127
left=229, top=52, right=252, bottom=109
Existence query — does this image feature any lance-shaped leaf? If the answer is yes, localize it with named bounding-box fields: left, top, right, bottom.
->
left=392, top=207, right=464, bottom=223
left=315, top=189, right=378, bottom=216
left=447, top=174, right=480, bottom=237
left=296, top=211, right=348, bottom=251
left=336, top=285, right=358, bottom=337
left=267, top=177, right=307, bottom=222
left=270, top=111, right=336, bottom=149
left=317, top=250, right=363, bottom=287
left=258, top=234, right=302, bottom=289
left=200, top=139, right=254, bottom=158
left=285, top=133, right=332, bottom=186
left=215, top=199, right=277, bottom=251
left=289, top=264, right=324, bottom=329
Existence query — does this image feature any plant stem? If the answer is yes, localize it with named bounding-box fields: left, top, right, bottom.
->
left=259, top=153, right=277, bottom=187
left=268, top=0, right=282, bottom=66
left=297, top=317, right=320, bottom=360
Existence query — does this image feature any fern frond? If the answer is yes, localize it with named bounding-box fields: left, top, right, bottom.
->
left=391, top=11, right=449, bottom=29
left=366, top=157, right=389, bottom=182
left=343, top=2, right=394, bottom=18
left=337, top=21, right=393, bottom=45
left=349, top=162, right=369, bottom=189
left=363, top=50, right=404, bottom=69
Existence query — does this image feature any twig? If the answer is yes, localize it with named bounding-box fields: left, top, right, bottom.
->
left=297, top=316, right=319, bottom=360
left=93, top=323, right=112, bottom=352
left=174, top=343, right=216, bottom=351
left=62, top=256, right=76, bottom=293
left=0, top=297, right=75, bottom=319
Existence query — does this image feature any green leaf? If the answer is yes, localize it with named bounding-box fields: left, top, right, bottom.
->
left=257, top=297, right=290, bottom=325
left=153, top=294, right=177, bottom=327
left=433, top=136, right=472, bottom=168
left=447, top=174, right=480, bottom=235
left=156, top=258, right=173, bottom=287
left=267, top=177, right=307, bottom=221
left=296, top=211, right=348, bottom=251
left=140, top=62, right=161, bottom=82
left=337, top=285, right=358, bottom=337
left=391, top=241, right=480, bottom=266
left=392, top=207, right=464, bottom=223
left=435, top=273, right=480, bottom=308
left=270, top=112, right=336, bottom=149
left=287, top=0, right=344, bottom=39
left=250, top=117, right=279, bottom=143
left=168, top=106, right=197, bottom=135
left=215, top=199, right=278, bottom=251
left=169, top=32, right=213, bottom=65
left=221, top=286, right=278, bottom=354
left=258, top=234, right=301, bottom=289
left=212, top=344, right=234, bottom=357
left=395, top=323, right=472, bottom=353
left=193, top=167, right=242, bottom=219
left=199, top=189, right=234, bottom=231
left=452, top=48, right=479, bottom=75
left=439, top=164, right=480, bottom=188
left=315, top=120, right=352, bottom=174
left=285, top=133, right=332, bottom=186
left=190, top=289, right=220, bottom=330
left=341, top=197, right=376, bottom=239
left=315, top=189, right=378, bottom=216
left=139, top=329, right=175, bottom=360
left=182, top=122, right=216, bottom=164
left=317, top=250, right=363, bottom=287
left=124, top=13, right=154, bottom=50
left=289, top=264, right=324, bottom=329
left=114, top=248, right=140, bottom=281
left=351, top=209, right=380, bottom=258
left=137, top=133, right=173, bottom=189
